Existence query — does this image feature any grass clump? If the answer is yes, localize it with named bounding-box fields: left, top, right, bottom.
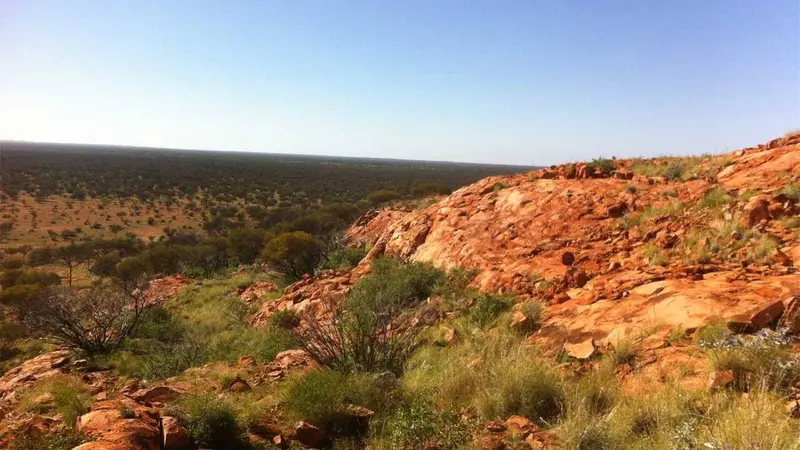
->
left=19, top=375, right=92, bottom=427
left=404, top=334, right=564, bottom=425
left=9, top=429, right=87, bottom=450
left=165, top=394, right=241, bottom=449
left=375, top=401, right=473, bottom=450
left=320, top=246, right=367, bottom=271
left=702, top=328, right=799, bottom=392
left=642, top=243, right=668, bottom=267
left=284, top=369, right=399, bottom=437
left=513, top=299, right=544, bottom=334
left=469, top=293, right=514, bottom=328
left=698, top=188, right=734, bottom=209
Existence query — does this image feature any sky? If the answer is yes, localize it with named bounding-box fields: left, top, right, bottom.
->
left=0, top=1, right=797, bottom=165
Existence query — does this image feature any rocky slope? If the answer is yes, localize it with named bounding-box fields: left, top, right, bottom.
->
left=254, top=134, right=800, bottom=378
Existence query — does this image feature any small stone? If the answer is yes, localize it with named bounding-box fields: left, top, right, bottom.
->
left=564, top=338, right=595, bottom=360
left=561, top=251, right=575, bottom=266
left=292, top=421, right=328, bottom=448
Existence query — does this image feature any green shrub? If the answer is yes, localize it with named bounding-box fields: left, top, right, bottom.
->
left=320, top=246, right=367, bottom=271
left=167, top=395, right=240, bottom=449
left=699, top=188, right=733, bottom=209
left=588, top=158, right=615, bottom=172
left=269, top=309, right=300, bottom=329
left=261, top=231, right=323, bottom=281
left=470, top=293, right=514, bottom=328
left=411, top=182, right=452, bottom=198
left=295, top=258, right=443, bottom=375
left=665, top=164, right=683, bottom=181
left=366, top=189, right=401, bottom=206
left=226, top=228, right=268, bottom=264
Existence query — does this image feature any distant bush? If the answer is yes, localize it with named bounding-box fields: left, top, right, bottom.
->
left=366, top=189, right=401, bottom=206
left=90, top=251, right=122, bottom=277
left=261, top=231, right=324, bottom=281
left=226, top=228, right=267, bottom=264
left=588, top=157, right=616, bottom=172
left=411, top=182, right=452, bottom=198
left=665, top=164, right=684, bottom=181
left=1, top=257, right=23, bottom=269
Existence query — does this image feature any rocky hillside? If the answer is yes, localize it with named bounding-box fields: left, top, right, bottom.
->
left=2, top=134, right=799, bottom=450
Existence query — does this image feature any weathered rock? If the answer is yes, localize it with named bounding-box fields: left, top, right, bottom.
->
left=744, top=196, right=771, bottom=228
left=564, top=339, right=595, bottom=360
left=728, top=300, right=785, bottom=332
left=129, top=386, right=181, bottom=404
left=779, top=296, right=800, bottom=334
left=292, top=421, right=328, bottom=448
left=161, top=416, right=191, bottom=450
left=505, top=415, right=537, bottom=436
left=561, top=251, right=575, bottom=266
left=0, top=350, right=71, bottom=401
left=707, top=370, right=734, bottom=391
left=229, top=377, right=252, bottom=393
left=510, top=311, right=528, bottom=330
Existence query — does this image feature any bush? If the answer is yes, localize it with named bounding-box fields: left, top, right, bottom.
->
left=411, top=182, right=452, bottom=198
left=295, top=258, right=443, bottom=375
left=703, top=328, right=799, bottom=392
left=665, top=164, right=683, bottom=181
left=21, top=281, right=149, bottom=354
left=1, top=257, right=23, bottom=269
left=90, top=251, right=122, bottom=277
left=366, top=189, right=401, bottom=206
left=588, top=158, right=615, bottom=172
left=284, top=369, right=398, bottom=436
left=261, top=231, right=323, bottom=281
left=470, top=293, right=513, bottom=328
left=167, top=395, right=240, bottom=448
left=227, top=228, right=267, bottom=264
left=320, top=246, right=367, bottom=271
left=269, top=309, right=300, bottom=329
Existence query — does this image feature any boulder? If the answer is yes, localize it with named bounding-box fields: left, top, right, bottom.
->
left=744, top=196, right=771, bottom=228
left=129, top=386, right=181, bottom=404
left=505, top=415, right=537, bottom=436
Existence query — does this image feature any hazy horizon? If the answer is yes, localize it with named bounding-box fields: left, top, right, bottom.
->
left=1, top=1, right=797, bottom=166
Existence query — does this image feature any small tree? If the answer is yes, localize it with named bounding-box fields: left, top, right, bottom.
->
left=53, top=243, right=94, bottom=287
left=261, top=231, right=323, bottom=281
left=21, top=280, right=149, bottom=354
left=226, top=228, right=267, bottom=264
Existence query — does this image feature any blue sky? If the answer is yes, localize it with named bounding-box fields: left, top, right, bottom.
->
left=1, top=1, right=797, bottom=165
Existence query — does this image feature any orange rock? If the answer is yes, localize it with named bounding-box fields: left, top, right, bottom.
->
left=707, top=370, right=734, bottom=391
left=505, top=415, right=537, bottom=436
left=564, top=339, right=595, bottom=360
left=161, top=416, right=191, bottom=450
left=292, top=421, right=327, bottom=448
